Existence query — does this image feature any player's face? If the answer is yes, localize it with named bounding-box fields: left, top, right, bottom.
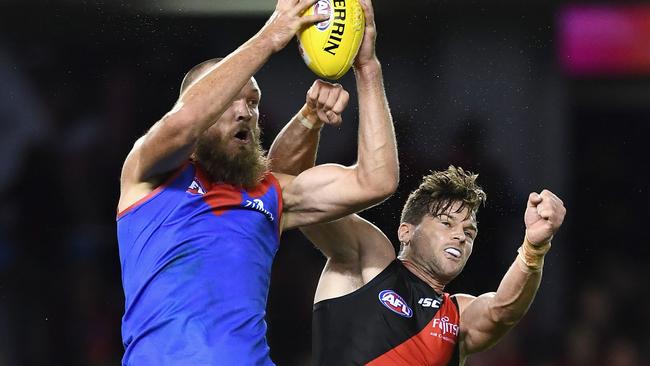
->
left=406, top=203, right=478, bottom=282
left=193, top=77, right=268, bottom=187
left=203, top=77, right=262, bottom=157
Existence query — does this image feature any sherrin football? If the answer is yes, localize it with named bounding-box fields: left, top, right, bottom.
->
left=297, top=0, right=365, bottom=80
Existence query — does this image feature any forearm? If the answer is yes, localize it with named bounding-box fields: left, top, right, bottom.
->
left=176, top=34, right=275, bottom=137
left=353, top=60, right=399, bottom=196
left=133, top=34, right=275, bottom=180
left=489, top=238, right=547, bottom=326
left=269, top=105, right=323, bottom=175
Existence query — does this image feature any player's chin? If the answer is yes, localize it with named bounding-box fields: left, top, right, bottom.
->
left=228, top=138, right=250, bottom=151
left=443, top=263, right=465, bottom=280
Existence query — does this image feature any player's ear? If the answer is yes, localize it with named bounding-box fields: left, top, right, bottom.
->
left=398, top=223, right=414, bottom=245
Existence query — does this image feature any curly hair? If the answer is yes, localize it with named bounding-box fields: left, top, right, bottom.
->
left=400, top=165, right=486, bottom=224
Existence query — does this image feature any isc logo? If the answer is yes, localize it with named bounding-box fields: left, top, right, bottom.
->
left=378, top=290, right=413, bottom=318
left=418, top=297, right=442, bottom=309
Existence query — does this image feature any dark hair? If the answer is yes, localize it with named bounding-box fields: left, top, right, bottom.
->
left=179, top=57, right=224, bottom=95
left=400, top=165, right=486, bottom=224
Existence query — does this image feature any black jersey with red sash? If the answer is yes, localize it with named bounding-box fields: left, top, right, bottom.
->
left=312, top=259, right=461, bottom=365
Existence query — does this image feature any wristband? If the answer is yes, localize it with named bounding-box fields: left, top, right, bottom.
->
left=517, top=236, right=551, bottom=272
left=297, top=113, right=322, bottom=130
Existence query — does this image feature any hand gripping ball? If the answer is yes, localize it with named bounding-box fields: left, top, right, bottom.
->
left=297, top=0, right=365, bottom=80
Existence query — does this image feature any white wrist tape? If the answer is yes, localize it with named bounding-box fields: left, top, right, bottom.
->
left=297, top=113, right=321, bottom=130
left=517, top=237, right=551, bottom=272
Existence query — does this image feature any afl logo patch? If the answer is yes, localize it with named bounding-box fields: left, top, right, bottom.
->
left=187, top=179, right=206, bottom=195
left=378, top=290, right=413, bottom=318
left=313, top=0, right=332, bottom=31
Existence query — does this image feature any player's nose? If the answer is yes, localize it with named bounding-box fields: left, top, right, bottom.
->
left=233, top=99, right=252, bottom=122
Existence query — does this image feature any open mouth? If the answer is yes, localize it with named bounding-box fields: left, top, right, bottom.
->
left=233, top=129, right=251, bottom=144
left=444, top=248, right=461, bottom=259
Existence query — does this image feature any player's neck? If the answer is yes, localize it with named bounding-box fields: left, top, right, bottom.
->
left=399, top=257, right=446, bottom=293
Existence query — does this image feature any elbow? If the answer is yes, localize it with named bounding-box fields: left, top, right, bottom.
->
left=359, top=152, right=400, bottom=200
left=384, top=170, right=399, bottom=196
left=377, top=178, right=398, bottom=201
left=360, top=176, right=398, bottom=205
left=364, top=167, right=399, bottom=201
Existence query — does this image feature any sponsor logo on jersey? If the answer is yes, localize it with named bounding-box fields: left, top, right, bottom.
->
left=378, top=290, right=413, bottom=318
left=244, top=199, right=275, bottom=222
left=418, top=297, right=442, bottom=308
left=187, top=179, right=206, bottom=195
left=430, top=315, right=459, bottom=344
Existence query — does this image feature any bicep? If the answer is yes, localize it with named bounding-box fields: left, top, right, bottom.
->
left=281, top=164, right=390, bottom=230
left=456, top=292, right=510, bottom=355
left=124, top=114, right=197, bottom=186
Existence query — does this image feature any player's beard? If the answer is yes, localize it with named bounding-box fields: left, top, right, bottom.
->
left=193, top=127, right=269, bottom=189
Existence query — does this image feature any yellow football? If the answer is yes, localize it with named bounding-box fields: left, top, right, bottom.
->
left=297, top=0, right=365, bottom=80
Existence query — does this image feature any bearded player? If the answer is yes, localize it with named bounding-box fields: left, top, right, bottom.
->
left=116, top=0, right=398, bottom=364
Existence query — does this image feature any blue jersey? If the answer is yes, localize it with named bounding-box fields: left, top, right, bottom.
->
left=117, top=161, right=283, bottom=365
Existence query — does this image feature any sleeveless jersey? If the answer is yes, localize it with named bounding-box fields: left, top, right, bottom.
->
left=312, top=260, right=461, bottom=365
left=116, top=162, right=282, bottom=366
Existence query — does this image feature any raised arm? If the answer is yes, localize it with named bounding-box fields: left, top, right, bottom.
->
left=455, top=190, right=566, bottom=359
left=279, top=0, right=399, bottom=230
left=267, top=80, right=396, bottom=296
left=118, top=0, right=327, bottom=211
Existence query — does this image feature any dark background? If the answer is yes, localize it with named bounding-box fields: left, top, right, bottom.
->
left=1, top=0, right=649, bottom=365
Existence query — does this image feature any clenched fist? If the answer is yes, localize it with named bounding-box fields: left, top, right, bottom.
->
left=304, top=79, right=350, bottom=126
left=524, top=189, right=566, bottom=246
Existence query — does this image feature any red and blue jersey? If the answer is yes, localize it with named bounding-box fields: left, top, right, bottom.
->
left=117, top=161, right=282, bottom=365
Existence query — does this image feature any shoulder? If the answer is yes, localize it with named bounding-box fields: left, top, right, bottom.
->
left=118, top=162, right=192, bottom=213
left=450, top=293, right=475, bottom=312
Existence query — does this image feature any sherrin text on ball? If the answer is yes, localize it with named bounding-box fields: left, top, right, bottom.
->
left=297, top=0, right=365, bottom=79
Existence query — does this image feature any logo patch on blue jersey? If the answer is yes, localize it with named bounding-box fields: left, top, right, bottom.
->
left=187, top=179, right=206, bottom=195
left=378, top=290, right=413, bottom=318
left=244, top=199, right=274, bottom=222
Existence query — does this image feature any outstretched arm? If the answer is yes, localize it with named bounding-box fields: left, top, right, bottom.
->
left=279, top=0, right=399, bottom=230
left=118, top=0, right=327, bottom=211
left=266, top=58, right=396, bottom=303
left=456, top=190, right=566, bottom=358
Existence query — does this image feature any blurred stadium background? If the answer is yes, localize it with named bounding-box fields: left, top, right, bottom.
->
left=1, top=0, right=649, bottom=365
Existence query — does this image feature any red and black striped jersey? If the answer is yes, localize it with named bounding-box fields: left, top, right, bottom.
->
left=312, top=259, right=460, bottom=365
